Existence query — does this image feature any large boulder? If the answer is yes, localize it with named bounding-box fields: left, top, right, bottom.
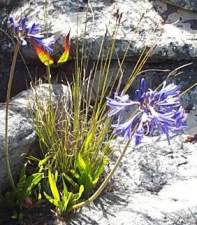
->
left=0, top=84, right=71, bottom=191
left=3, top=0, right=197, bottom=62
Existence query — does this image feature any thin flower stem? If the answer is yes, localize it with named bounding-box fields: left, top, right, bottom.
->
left=0, top=28, right=32, bottom=80
left=5, top=41, right=20, bottom=190
left=180, top=82, right=197, bottom=97
left=71, top=140, right=131, bottom=211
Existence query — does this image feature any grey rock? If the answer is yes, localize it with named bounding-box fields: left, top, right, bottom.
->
left=64, top=109, right=197, bottom=225
left=2, top=0, right=196, bottom=62
left=163, top=0, right=197, bottom=11
left=0, top=84, right=71, bottom=191
left=1, top=0, right=197, bottom=104
left=0, top=0, right=10, bottom=5
left=181, top=88, right=197, bottom=110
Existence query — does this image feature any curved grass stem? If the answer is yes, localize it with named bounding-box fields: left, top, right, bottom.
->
left=71, top=140, right=131, bottom=211
left=5, top=41, right=20, bottom=190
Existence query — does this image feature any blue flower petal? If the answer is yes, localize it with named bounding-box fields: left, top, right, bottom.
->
left=8, top=16, right=55, bottom=52
left=107, top=79, right=187, bottom=145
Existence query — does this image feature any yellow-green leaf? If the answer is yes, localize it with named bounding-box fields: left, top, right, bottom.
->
left=48, top=170, right=60, bottom=202
left=44, top=192, right=59, bottom=207
left=77, top=153, right=87, bottom=171
left=84, top=132, right=93, bottom=152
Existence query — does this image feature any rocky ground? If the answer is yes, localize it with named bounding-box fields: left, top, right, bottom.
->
left=0, top=0, right=197, bottom=102
left=64, top=108, right=197, bottom=225
left=1, top=106, right=196, bottom=225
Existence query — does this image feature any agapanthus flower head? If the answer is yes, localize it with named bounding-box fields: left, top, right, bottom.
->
left=8, top=16, right=55, bottom=52
left=107, top=79, right=187, bottom=145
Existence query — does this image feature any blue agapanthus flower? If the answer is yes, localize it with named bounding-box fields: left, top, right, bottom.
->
left=107, top=79, right=187, bottom=145
left=8, top=16, right=55, bottom=52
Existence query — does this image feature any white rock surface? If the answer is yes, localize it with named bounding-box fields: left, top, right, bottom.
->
left=66, top=109, right=197, bottom=225
left=6, top=0, right=197, bottom=61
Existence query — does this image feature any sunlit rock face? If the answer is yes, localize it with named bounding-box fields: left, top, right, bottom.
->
left=0, top=0, right=196, bottom=61
left=66, top=108, right=197, bottom=225
left=163, top=0, right=197, bottom=11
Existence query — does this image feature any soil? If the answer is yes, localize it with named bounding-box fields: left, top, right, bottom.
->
left=0, top=202, right=58, bottom=225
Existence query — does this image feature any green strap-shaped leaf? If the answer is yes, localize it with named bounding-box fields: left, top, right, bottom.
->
left=84, top=132, right=93, bottom=152
left=26, top=172, right=43, bottom=196
left=93, top=157, right=108, bottom=185
left=48, top=170, right=60, bottom=202
left=63, top=173, right=79, bottom=190
left=61, top=192, right=72, bottom=213
left=44, top=192, right=59, bottom=207
left=69, top=185, right=84, bottom=205
left=60, top=179, right=70, bottom=212
left=76, top=153, right=87, bottom=172
left=75, top=185, right=84, bottom=201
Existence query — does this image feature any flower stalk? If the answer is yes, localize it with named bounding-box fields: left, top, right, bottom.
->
left=5, top=41, right=20, bottom=190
